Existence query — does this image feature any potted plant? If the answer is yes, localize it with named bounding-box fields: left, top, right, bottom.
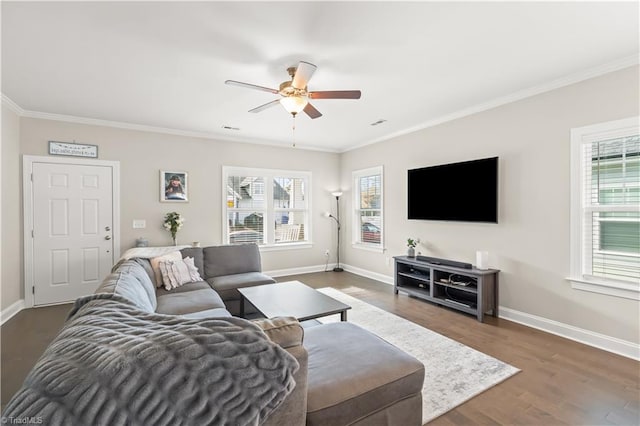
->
left=407, top=238, right=420, bottom=258
left=163, top=212, right=184, bottom=245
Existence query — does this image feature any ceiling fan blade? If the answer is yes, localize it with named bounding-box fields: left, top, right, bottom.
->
left=249, top=99, right=281, bottom=113
left=303, top=103, right=323, bottom=119
left=309, top=90, right=361, bottom=99
left=291, top=61, right=317, bottom=90
left=225, top=80, right=279, bottom=94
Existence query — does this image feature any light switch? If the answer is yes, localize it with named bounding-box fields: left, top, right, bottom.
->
left=133, top=219, right=146, bottom=229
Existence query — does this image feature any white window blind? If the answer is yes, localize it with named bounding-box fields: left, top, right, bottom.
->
left=353, top=166, right=383, bottom=248
left=570, top=117, right=640, bottom=299
left=223, top=167, right=311, bottom=247
left=582, top=135, right=639, bottom=282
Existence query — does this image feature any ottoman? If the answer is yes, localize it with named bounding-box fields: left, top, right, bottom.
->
left=304, top=322, right=425, bottom=426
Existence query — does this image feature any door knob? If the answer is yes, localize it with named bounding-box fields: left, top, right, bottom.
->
left=105, top=235, right=112, bottom=240
left=105, top=226, right=111, bottom=231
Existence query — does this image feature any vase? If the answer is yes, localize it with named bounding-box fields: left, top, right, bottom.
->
left=407, top=247, right=415, bottom=258
left=172, top=236, right=177, bottom=246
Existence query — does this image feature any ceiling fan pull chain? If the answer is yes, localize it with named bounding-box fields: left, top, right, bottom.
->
left=292, top=115, right=297, bottom=147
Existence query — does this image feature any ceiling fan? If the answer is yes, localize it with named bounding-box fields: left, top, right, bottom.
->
left=225, top=61, right=361, bottom=119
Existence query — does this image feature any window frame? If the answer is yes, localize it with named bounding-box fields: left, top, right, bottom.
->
left=222, top=166, right=312, bottom=251
left=352, top=166, right=384, bottom=252
left=569, top=117, right=640, bottom=300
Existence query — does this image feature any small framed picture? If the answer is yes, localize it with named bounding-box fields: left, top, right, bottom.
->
left=160, top=171, right=188, bottom=202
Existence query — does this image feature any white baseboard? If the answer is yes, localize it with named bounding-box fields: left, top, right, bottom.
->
left=342, top=264, right=394, bottom=285
left=1, top=299, right=25, bottom=326
left=499, top=307, right=640, bottom=361
left=265, top=264, right=328, bottom=278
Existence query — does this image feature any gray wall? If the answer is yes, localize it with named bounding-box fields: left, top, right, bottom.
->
left=1, top=105, right=22, bottom=311
left=9, top=118, right=340, bottom=307
left=340, top=65, right=640, bottom=344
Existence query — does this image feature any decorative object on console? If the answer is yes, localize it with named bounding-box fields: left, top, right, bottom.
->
left=407, top=238, right=420, bottom=258
left=163, top=211, right=184, bottom=245
left=476, top=250, right=489, bottom=269
left=135, top=237, right=149, bottom=247
left=160, top=170, right=188, bottom=202
left=324, top=191, right=344, bottom=272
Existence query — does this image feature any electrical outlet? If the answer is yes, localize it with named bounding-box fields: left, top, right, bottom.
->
left=324, top=249, right=330, bottom=257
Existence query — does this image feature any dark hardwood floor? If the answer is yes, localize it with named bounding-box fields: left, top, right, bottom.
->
left=2, top=271, right=638, bottom=425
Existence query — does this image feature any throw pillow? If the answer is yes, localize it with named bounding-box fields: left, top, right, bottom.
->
left=183, top=256, right=203, bottom=282
left=158, top=257, right=203, bottom=291
left=150, top=251, right=182, bottom=287
left=158, top=260, right=178, bottom=290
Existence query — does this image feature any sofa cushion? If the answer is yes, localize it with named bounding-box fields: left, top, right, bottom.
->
left=112, top=259, right=158, bottom=310
left=207, top=272, right=276, bottom=300
left=304, top=322, right=425, bottom=426
left=156, top=288, right=227, bottom=315
left=203, top=244, right=262, bottom=278
left=95, top=271, right=156, bottom=313
left=155, top=280, right=211, bottom=297
left=179, top=308, right=232, bottom=319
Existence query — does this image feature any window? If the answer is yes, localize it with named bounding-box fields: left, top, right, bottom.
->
left=353, top=166, right=383, bottom=250
left=223, top=167, right=311, bottom=248
left=570, top=117, right=640, bottom=299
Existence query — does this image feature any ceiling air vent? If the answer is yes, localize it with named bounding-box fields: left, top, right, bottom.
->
left=370, top=119, right=387, bottom=126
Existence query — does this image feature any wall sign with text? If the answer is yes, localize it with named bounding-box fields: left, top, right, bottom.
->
left=48, top=141, right=98, bottom=158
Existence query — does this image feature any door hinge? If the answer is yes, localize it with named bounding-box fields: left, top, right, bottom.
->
left=30, top=173, right=33, bottom=181
left=31, top=230, right=34, bottom=238
left=32, top=286, right=35, bottom=295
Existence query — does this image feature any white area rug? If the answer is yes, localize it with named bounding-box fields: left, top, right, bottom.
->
left=317, top=288, right=520, bottom=424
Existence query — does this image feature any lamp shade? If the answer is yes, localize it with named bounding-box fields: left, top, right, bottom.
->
left=280, top=95, right=308, bottom=114
left=331, top=191, right=343, bottom=198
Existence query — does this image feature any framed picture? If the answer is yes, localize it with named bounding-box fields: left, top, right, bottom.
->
left=160, top=171, right=188, bottom=202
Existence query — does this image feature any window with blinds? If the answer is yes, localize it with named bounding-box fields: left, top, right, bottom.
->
left=353, top=166, right=383, bottom=249
left=223, top=167, right=311, bottom=247
left=571, top=118, right=640, bottom=298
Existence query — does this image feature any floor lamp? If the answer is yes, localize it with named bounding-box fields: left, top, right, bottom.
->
left=325, top=191, right=343, bottom=272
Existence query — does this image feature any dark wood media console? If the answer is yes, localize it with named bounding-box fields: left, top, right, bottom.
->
left=393, top=256, right=500, bottom=322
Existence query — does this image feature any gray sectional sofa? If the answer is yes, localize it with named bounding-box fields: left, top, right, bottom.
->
left=6, top=243, right=425, bottom=425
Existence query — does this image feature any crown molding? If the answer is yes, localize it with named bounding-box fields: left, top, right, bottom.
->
left=1, top=94, right=25, bottom=115
left=343, top=53, right=640, bottom=153
left=18, top=109, right=340, bottom=153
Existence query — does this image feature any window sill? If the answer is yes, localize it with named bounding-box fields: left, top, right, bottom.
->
left=352, top=243, right=385, bottom=253
left=567, top=276, right=639, bottom=300
left=259, top=242, right=313, bottom=252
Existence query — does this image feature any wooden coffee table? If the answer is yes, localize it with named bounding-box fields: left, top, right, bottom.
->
left=238, top=281, right=351, bottom=321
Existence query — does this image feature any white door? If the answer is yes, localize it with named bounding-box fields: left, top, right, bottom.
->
left=31, top=162, right=115, bottom=305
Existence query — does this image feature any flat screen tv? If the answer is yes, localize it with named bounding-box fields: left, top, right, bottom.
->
left=408, top=156, right=498, bottom=223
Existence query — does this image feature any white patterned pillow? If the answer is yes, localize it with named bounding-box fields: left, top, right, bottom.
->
left=150, top=251, right=182, bottom=287
left=159, top=257, right=203, bottom=291
left=158, top=261, right=177, bottom=290
left=183, top=256, right=203, bottom=282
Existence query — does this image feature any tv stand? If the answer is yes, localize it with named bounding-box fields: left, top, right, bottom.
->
left=393, top=256, right=499, bottom=322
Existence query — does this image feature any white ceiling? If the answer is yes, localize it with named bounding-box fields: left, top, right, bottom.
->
left=2, top=2, right=638, bottom=152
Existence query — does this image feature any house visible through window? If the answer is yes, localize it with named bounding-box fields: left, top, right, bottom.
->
left=353, top=166, right=383, bottom=250
left=223, top=167, right=311, bottom=247
left=570, top=117, right=639, bottom=299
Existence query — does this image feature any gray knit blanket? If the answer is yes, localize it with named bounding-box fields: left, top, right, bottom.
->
left=4, top=294, right=299, bottom=426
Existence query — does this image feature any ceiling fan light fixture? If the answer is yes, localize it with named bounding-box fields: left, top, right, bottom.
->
left=280, top=95, right=308, bottom=115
